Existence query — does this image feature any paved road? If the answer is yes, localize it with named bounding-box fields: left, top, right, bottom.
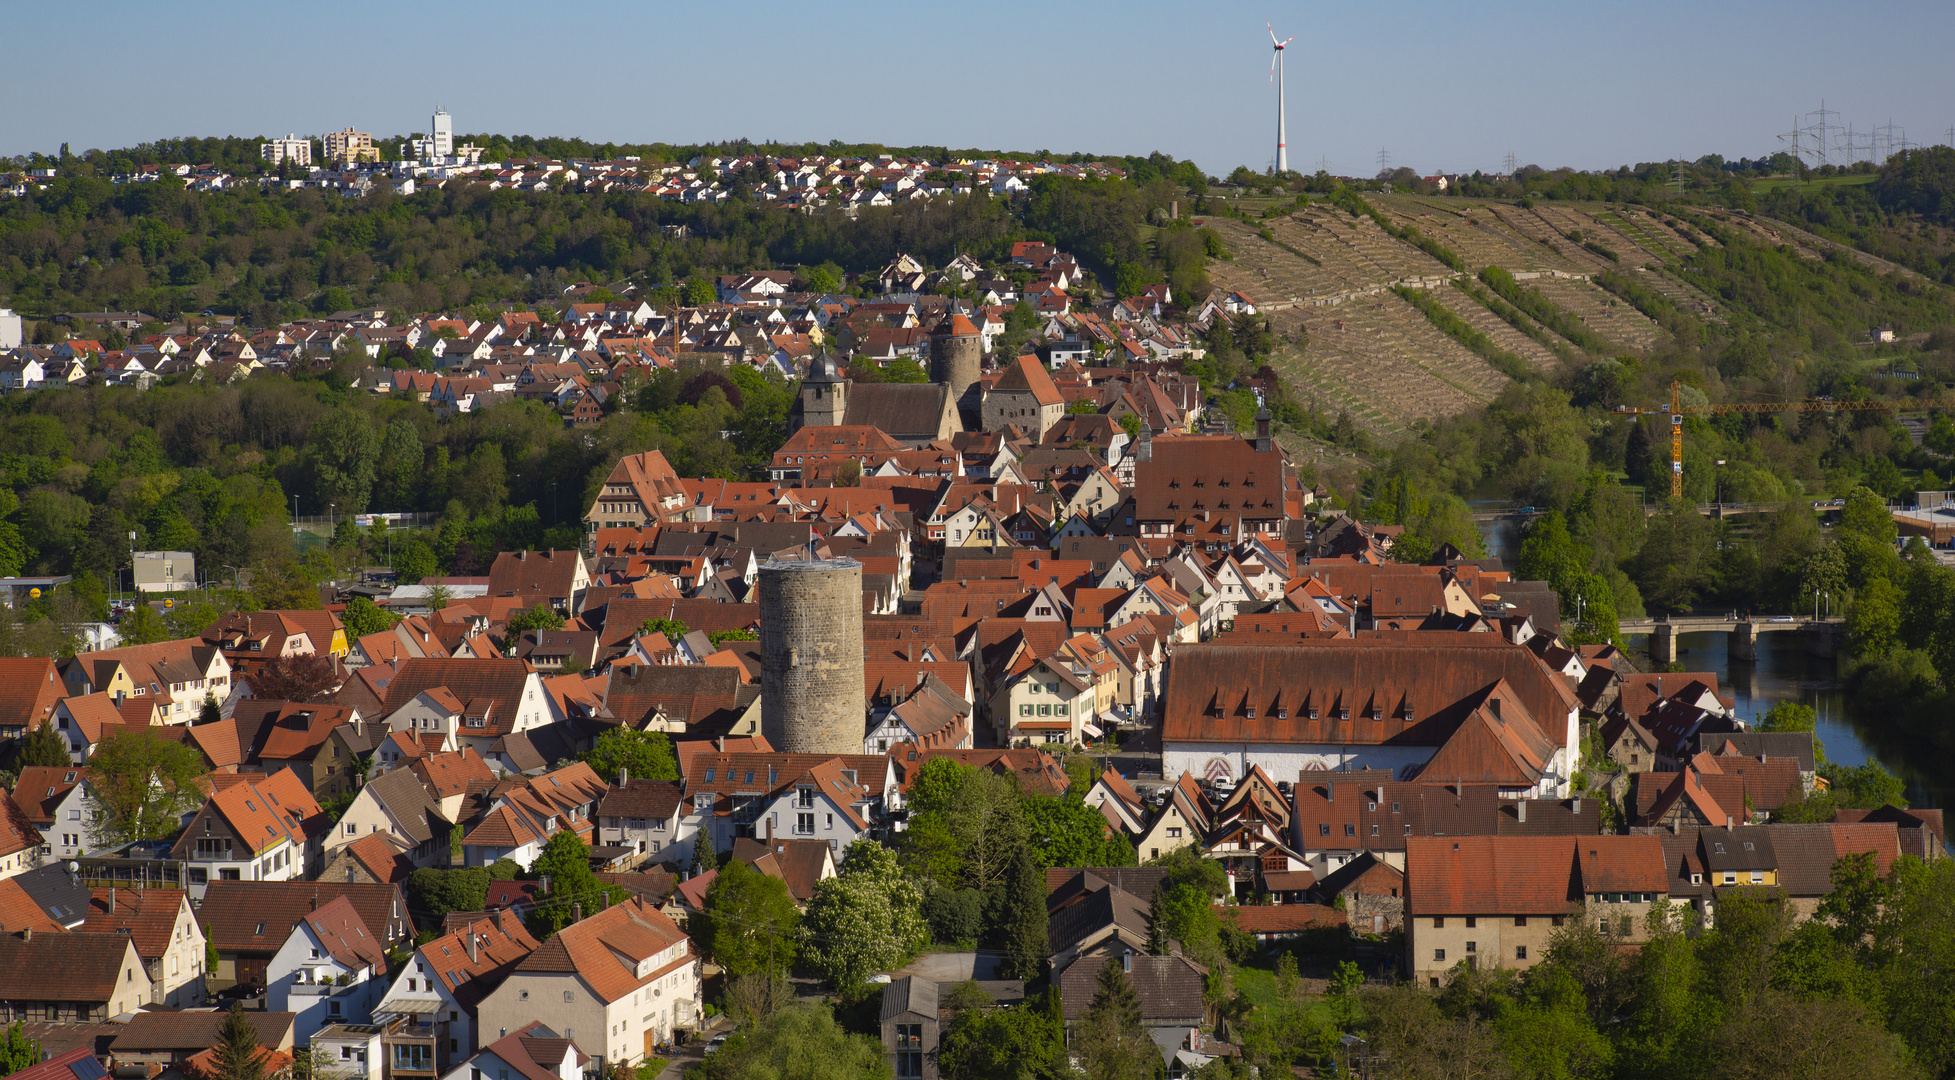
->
left=893, top=952, right=1004, bottom=983
left=653, top=1015, right=729, bottom=1079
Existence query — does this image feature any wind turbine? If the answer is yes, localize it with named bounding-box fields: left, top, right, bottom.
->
left=1268, top=22, right=1294, bottom=174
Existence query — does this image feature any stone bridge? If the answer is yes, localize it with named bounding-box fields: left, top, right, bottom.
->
left=1618, top=615, right=1844, bottom=664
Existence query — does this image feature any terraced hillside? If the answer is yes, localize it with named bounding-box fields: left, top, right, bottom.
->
left=1201, top=194, right=1746, bottom=436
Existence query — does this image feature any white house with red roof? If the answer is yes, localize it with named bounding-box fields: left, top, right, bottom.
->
left=169, top=768, right=327, bottom=898
left=475, top=898, right=696, bottom=1070
left=436, top=1022, right=585, bottom=1080
left=267, top=894, right=389, bottom=1041
left=375, top=909, right=541, bottom=1073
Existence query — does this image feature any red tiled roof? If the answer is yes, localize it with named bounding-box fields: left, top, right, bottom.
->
left=0, top=879, right=66, bottom=933
left=0, top=786, right=43, bottom=860
left=0, top=659, right=63, bottom=732
left=302, top=894, right=386, bottom=970
left=1220, top=904, right=1346, bottom=933
left=81, top=888, right=188, bottom=960
left=340, top=832, right=415, bottom=884
left=510, top=898, right=688, bottom=1003
left=989, top=355, right=1065, bottom=407
left=1404, top=836, right=1579, bottom=915
left=12, top=766, right=84, bottom=825
left=1162, top=638, right=1575, bottom=754
left=412, top=748, right=497, bottom=799
left=197, top=881, right=411, bottom=954
left=380, top=658, right=539, bottom=739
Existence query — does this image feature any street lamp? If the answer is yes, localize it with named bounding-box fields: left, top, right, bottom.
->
left=1714, top=459, right=1727, bottom=508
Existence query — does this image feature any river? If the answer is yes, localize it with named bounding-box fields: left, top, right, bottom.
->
left=1476, top=514, right=1944, bottom=808
left=1619, top=629, right=1950, bottom=810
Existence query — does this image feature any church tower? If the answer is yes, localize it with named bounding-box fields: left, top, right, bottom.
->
left=796, top=352, right=849, bottom=431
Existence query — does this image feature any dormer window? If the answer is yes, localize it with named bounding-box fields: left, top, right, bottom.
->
left=1276, top=708, right=1288, bottom=719
left=1307, top=709, right=1318, bottom=720
left=1339, top=709, right=1350, bottom=721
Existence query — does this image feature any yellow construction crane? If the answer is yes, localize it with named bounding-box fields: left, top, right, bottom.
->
left=1617, top=380, right=1934, bottom=500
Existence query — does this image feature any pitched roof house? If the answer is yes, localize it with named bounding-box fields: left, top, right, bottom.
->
left=1403, top=835, right=1666, bottom=983
left=196, top=880, right=411, bottom=988
left=167, top=767, right=326, bottom=899
left=0, top=928, right=153, bottom=1021
left=1161, top=637, right=1580, bottom=798
left=475, top=898, right=697, bottom=1071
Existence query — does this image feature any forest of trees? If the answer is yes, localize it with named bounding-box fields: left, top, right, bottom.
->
left=0, top=145, right=1211, bottom=322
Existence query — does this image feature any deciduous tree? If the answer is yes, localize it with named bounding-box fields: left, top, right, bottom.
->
left=86, top=727, right=207, bottom=845
left=689, top=1002, right=888, bottom=1080
left=508, top=604, right=565, bottom=634
left=579, top=727, right=678, bottom=784
left=249, top=652, right=338, bottom=702
left=798, top=841, right=928, bottom=989
left=694, top=857, right=799, bottom=981
left=340, top=596, right=397, bottom=639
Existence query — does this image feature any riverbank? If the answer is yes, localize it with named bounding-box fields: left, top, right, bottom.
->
left=1624, top=628, right=1949, bottom=810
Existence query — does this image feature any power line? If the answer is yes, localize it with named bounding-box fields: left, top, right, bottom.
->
left=1806, top=99, right=1841, bottom=168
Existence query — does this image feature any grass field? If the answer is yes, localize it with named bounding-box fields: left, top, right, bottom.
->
left=1752, top=173, right=1877, bottom=193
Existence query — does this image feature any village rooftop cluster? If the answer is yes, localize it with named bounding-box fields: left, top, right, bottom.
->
left=5, top=108, right=1130, bottom=206
left=0, top=222, right=1931, bottom=1080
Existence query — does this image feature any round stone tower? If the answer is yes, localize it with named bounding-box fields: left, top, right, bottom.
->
left=759, top=558, right=865, bottom=756
left=930, top=313, right=983, bottom=403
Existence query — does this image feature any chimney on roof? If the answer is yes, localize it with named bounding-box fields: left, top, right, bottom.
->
left=1517, top=801, right=1526, bottom=823
left=311, top=893, right=319, bottom=911
left=109, top=888, right=116, bottom=915
left=572, top=902, right=582, bottom=923
left=20, top=929, right=28, bottom=942
left=467, top=933, right=478, bottom=964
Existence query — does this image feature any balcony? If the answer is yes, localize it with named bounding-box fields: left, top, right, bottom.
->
left=380, top=1016, right=439, bottom=1076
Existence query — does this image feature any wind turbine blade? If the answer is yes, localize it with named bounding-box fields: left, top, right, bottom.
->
left=1268, top=21, right=1280, bottom=45
left=1269, top=50, right=1278, bottom=84
left=1279, top=36, right=1294, bottom=47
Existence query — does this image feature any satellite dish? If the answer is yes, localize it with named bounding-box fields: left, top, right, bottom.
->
left=65, top=861, right=78, bottom=874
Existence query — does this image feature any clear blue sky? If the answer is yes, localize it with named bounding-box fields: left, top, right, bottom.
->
left=6, top=0, right=1953, bottom=177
